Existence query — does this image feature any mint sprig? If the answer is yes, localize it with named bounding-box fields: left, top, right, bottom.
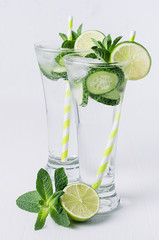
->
left=34, top=208, right=49, bottom=230
left=55, top=167, right=68, bottom=191
left=36, top=168, right=53, bottom=201
left=16, top=168, right=70, bottom=230
left=90, top=34, right=122, bottom=62
left=59, top=24, right=83, bottom=49
left=16, top=190, right=41, bottom=213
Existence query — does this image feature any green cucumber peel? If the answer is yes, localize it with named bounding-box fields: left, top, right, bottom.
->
left=39, top=65, right=67, bottom=80
left=85, top=66, right=125, bottom=95
left=72, top=79, right=89, bottom=107
left=90, top=92, right=120, bottom=106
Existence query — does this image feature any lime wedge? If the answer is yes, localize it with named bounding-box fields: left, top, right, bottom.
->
left=110, top=41, right=151, bottom=80
left=61, top=183, right=100, bottom=221
left=75, top=30, right=105, bottom=50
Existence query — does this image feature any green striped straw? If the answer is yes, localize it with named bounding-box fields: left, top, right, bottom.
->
left=129, top=30, right=136, bottom=41
left=92, top=31, right=136, bottom=189
left=61, top=16, right=73, bottom=161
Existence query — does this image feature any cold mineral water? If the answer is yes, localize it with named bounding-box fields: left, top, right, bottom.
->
left=34, top=42, right=79, bottom=181
left=64, top=54, right=128, bottom=213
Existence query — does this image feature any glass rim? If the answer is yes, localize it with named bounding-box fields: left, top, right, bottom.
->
left=64, top=53, right=130, bottom=67
left=34, top=41, right=89, bottom=53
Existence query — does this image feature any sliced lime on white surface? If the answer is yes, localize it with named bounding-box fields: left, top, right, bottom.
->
left=110, top=41, right=151, bottom=80
left=74, top=30, right=105, bottom=50
left=61, top=183, right=99, bottom=221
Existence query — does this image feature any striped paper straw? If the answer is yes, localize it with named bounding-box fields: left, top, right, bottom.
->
left=129, top=30, right=136, bottom=41
left=92, top=110, right=121, bottom=189
left=61, top=81, right=72, bottom=161
left=61, top=16, right=73, bottom=161
left=68, top=16, right=73, bottom=40
left=92, top=31, right=136, bottom=189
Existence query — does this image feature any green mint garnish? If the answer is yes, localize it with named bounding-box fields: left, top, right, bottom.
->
left=34, top=208, right=49, bottom=230
left=91, top=46, right=110, bottom=62
left=55, top=167, right=68, bottom=191
left=59, top=33, right=68, bottom=41
left=36, top=168, right=53, bottom=201
left=16, top=190, right=41, bottom=213
left=59, top=24, right=83, bottom=49
left=109, top=36, right=122, bottom=52
left=50, top=204, right=70, bottom=227
left=90, top=34, right=123, bottom=62
left=76, top=24, right=83, bottom=37
left=85, top=53, right=97, bottom=59
left=61, top=40, right=75, bottom=49
left=16, top=167, right=70, bottom=230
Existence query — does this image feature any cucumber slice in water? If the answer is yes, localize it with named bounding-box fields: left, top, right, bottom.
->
left=39, top=64, right=67, bottom=80
left=55, top=52, right=68, bottom=67
left=86, top=67, right=124, bottom=95
left=90, top=89, right=120, bottom=106
left=72, top=79, right=88, bottom=106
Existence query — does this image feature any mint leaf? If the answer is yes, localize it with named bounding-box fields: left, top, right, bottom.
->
left=52, top=190, right=64, bottom=199
left=71, top=30, right=78, bottom=40
left=61, top=40, right=75, bottom=49
left=36, top=168, right=53, bottom=201
left=102, top=35, right=111, bottom=50
left=102, top=37, right=107, bottom=49
left=92, top=46, right=110, bottom=62
left=16, top=191, right=41, bottom=213
left=91, top=38, right=103, bottom=48
left=50, top=204, right=70, bottom=227
left=107, top=34, right=112, bottom=50
left=90, top=34, right=123, bottom=62
left=34, top=208, right=49, bottom=231
left=109, top=36, right=122, bottom=52
left=51, top=191, right=64, bottom=213
left=59, top=33, right=68, bottom=41
left=60, top=23, right=83, bottom=48
left=54, top=168, right=68, bottom=191
left=85, top=53, right=97, bottom=59
left=77, top=24, right=83, bottom=37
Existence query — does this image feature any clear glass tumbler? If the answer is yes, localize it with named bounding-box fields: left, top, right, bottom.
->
left=34, top=42, right=79, bottom=182
left=64, top=54, right=128, bottom=213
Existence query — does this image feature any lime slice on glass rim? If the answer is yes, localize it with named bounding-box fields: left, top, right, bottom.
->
left=60, top=183, right=100, bottom=221
left=110, top=41, right=151, bottom=80
left=75, top=30, right=105, bottom=50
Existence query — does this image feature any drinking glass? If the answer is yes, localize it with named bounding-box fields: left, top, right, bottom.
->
left=34, top=42, right=79, bottom=181
left=64, top=54, right=128, bottom=213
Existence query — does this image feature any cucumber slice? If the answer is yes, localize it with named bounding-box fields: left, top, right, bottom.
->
left=55, top=52, right=68, bottom=67
left=72, top=79, right=88, bottom=106
left=86, top=67, right=124, bottom=95
left=90, top=89, right=120, bottom=106
left=39, top=64, right=67, bottom=80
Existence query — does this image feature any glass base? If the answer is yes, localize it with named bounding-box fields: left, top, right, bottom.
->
left=96, top=183, right=120, bottom=214
left=45, top=155, right=79, bottom=183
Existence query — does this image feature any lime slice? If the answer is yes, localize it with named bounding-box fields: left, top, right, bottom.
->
left=61, top=183, right=99, bottom=221
left=110, top=41, right=151, bottom=80
left=75, top=30, right=105, bottom=50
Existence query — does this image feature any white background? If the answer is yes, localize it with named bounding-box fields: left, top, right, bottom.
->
left=0, top=0, right=159, bottom=239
